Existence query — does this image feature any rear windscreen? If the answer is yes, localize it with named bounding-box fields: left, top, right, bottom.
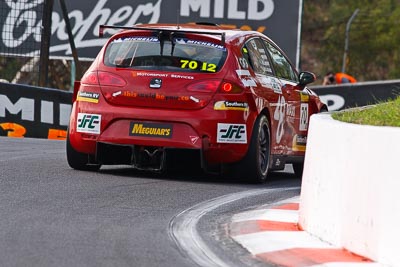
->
left=104, top=36, right=227, bottom=73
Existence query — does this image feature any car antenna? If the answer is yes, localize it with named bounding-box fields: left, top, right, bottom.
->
left=176, top=9, right=180, bottom=29
left=158, top=31, right=164, bottom=56
left=170, top=32, right=176, bottom=56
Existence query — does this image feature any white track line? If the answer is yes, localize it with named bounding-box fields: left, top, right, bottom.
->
left=168, top=187, right=300, bottom=267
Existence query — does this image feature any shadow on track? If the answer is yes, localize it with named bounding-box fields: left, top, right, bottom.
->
left=93, top=164, right=300, bottom=186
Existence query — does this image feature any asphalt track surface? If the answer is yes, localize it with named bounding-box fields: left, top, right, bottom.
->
left=0, top=137, right=301, bottom=267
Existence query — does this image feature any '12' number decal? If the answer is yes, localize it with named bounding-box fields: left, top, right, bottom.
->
left=180, top=60, right=216, bottom=72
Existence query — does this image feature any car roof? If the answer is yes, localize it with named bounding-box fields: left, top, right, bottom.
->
left=102, top=23, right=272, bottom=46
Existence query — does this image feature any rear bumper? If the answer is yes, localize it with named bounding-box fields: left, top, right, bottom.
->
left=68, top=101, right=257, bottom=165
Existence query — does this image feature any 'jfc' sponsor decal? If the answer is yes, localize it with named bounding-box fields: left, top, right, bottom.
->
left=217, top=123, right=247, bottom=143
left=76, top=113, right=101, bottom=134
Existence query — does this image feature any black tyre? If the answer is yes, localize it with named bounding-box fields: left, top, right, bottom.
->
left=292, top=162, right=304, bottom=178
left=234, top=115, right=271, bottom=183
left=66, top=132, right=100, bottom=171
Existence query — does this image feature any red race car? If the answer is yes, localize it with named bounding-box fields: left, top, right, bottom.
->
left=67, top=23, right=327, bottom=183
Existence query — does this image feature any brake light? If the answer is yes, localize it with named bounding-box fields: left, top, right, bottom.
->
left=187, top=80, right=221, bottom=93
left=98, top=72, right=126, bottom=86
left=90, top=73, right=99, bottom=84
left=219, top=81, right=243, bottom=94
left=81, top=71, right=126, bottom=87
left=221, top=82, right=233, bottom=92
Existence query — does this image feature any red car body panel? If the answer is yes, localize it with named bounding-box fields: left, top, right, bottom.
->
left=67, top=23, right=326, bottom=177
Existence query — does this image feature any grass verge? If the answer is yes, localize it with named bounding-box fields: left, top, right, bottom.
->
left=331, top=96, right=400, bottom=127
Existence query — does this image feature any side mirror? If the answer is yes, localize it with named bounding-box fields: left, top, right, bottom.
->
left=298, top=71, right=316, bottom=86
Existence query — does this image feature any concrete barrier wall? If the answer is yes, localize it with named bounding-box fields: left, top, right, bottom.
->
left=299, top=113, right=400, bottom=266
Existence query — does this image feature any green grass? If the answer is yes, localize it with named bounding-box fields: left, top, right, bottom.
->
left=331, top=96, right=400, bottom=127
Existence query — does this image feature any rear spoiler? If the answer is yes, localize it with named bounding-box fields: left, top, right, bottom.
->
left=99, top=24, right=226, bottom=45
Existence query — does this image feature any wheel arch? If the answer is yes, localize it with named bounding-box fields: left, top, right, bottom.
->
left=259, top=107, right=272, bottom=128
left=245, top=105, right=272, bottom=157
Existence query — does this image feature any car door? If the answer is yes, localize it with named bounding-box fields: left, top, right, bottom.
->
left=241, top=38, right=291, bottom=161
left=261, top=39, right=310, bottom=155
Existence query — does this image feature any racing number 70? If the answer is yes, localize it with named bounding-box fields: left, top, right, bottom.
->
left=180, top=60, right=216, bottom=72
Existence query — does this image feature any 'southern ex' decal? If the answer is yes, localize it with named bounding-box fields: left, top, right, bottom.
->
left=292, top=134, right=307, bottom=152
left=77, top=91, right=100, bottom=103
left=214, top=101, right=249, bottom=111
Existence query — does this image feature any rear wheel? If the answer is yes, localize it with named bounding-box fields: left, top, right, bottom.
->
left=66, top=132, right=100, bottom=171
left=234, top=115, right=271, bottom=183
left=292, top=162, right=304, bottom=178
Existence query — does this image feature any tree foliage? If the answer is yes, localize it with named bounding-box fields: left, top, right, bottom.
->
left=302, top=0, right=400, bottom=83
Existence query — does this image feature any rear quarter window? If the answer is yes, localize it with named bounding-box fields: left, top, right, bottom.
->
left=242, top=38, right=273, bottom=76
